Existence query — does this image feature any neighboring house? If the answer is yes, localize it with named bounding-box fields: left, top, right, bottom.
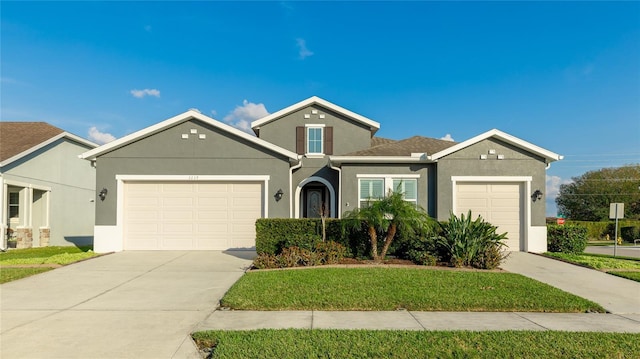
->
left=81, top=96, right=562, bottom=253
left=0, top=122, right=98, bottom=249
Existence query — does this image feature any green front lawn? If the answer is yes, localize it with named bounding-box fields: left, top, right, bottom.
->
left=193, top=330, right=640, bottom=359
left=221, top=268, right=604, bottom=312
left=0, top=246, right=98, bottom=283
left=544, top=252, right=640, bottom=282
left=0, top=267, right=53, bottom=284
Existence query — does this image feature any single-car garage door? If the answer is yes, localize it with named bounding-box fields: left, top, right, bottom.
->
left=124, top=181, right=262, bottom=250
left=456, top=182, right=523, bottom=251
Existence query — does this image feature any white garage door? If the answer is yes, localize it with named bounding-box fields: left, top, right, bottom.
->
left=124, top=181, right=262, bottom=250
left=456, top=182, right=523, bottom=251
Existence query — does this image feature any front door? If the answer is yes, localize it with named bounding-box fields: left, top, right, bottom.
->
left=304, top=187, right=327, bottom=218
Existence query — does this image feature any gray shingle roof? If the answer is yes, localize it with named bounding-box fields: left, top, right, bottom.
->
left=348, top=136, right=457, bottom=156
left=0, top=122, right=65, bottom=162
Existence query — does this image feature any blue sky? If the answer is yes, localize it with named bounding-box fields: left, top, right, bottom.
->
left=2, top=1, right=639, bottom=215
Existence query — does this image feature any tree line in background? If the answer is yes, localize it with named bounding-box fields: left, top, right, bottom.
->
left=556, top=164, right=640, bottom=221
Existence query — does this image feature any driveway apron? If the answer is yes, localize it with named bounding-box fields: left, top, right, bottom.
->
left=1, top=251, right=254, bottom=359
left=501, top=252, right=640, bottom=314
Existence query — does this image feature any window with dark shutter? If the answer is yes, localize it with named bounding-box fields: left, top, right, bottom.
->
left=324, top=127, right=333, bottom=155
left=296, top=126, right=305, bottom=154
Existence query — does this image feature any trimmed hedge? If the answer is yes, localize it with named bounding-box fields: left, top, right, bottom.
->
left=255, top=219, right=371, bottom=257
left=547, top=225, right=588, bottom=254
left=621, top=226, right=640, bottom=243
left=567, top=220, right=640, bottom=240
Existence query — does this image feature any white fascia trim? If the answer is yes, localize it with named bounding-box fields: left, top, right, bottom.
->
left=330, top=156, right=427, bottom=164
left=451, top=176, right=532, bottom=182
left=81, top=110, right=299, bottom=161
left=250, top=96, right=381, bottom=133
left=115, top=175, right=270, bottom=181
left=2, top=179, right=52, bottom=192
left=357, top=174, right=420, bottom=179
left=430, top=129, right=563, bottom=162
left=1, top=132, right=98, bottom=167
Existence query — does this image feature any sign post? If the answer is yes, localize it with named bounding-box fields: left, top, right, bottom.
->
left=609, top=203, right=624, bottom=257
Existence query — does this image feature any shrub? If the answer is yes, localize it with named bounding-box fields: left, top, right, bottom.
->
left=547, top=225, right=588, bottom=253
left=621, top=226, right=640, bottom=243
left=315, top=241, right=347, bottom=264
left=436, top=211, right=507, bottom=269
left=406, top=250, right=437, bottom=266
left=283, top=233, right=322, bottom=252
left=471, top=244, right=508, bottom=270
left=253, top=253, right=279, bottom=269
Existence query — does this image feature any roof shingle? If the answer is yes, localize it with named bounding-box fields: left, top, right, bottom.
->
left=348, top=136, right=457, bottom=156
left=0, top=122, right=65, bottom=162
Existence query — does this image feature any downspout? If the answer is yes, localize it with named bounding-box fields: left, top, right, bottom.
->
left=328, top=159, right=342, bottom=218
left=289, top=158, right=303, bottom=218
left=0, top=177, right=5, bottom=251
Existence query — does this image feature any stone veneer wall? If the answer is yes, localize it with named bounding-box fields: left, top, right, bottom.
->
left=16, top=227, right=33, bottom=249
left=39, top=228, right=50, bottom=247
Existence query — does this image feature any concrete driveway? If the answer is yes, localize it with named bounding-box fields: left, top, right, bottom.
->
left=1, top=251, right=254, bottom=359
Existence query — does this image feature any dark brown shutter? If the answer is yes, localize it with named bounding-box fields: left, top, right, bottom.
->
left=296, top=126, right=305, bottom=154
left=324, top=127, right=333, bottom=155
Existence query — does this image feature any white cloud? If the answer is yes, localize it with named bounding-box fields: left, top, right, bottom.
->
left=88, top=127, right=116, bottom=145
left=130, top=88, right=160, bottom=98
left=546, top=175, right=573, bottom=200
left=440, top=134, right=454, bottom=142
left=223, top=100, right=269, bottom=133
left=296, top=38, right=314, bottom=59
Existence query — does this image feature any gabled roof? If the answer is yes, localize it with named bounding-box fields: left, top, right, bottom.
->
left=0, top=122, right=97, bottom=167
left=80, top=110, right=300, bottom=162
left=370, top=136, right=396, bottom=147
left=250, top=96, right=380, bottom=135
left=347, top=136, right=457, bottom=156
left=428, top=129, right=563, bottom=163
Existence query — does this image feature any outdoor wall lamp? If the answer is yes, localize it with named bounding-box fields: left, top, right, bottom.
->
left=98, top=188, right=108, bottom=201
left=531, top=189, right=543, bottom=202
left=274, top=189, right=284, bottom=202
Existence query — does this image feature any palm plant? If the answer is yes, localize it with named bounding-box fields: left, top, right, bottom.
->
left=342, top=190, right=435, bottom=262
left=437, top=210, right=507, bottom=268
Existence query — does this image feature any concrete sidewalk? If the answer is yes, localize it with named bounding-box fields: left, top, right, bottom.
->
left=501, top=252, right=640, bottom=314
left=198, top=310, right=640, bottom=333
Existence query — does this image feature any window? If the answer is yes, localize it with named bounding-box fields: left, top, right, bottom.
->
left=358, top=176, right=419, bottom=208
left=359, top=179, right=384, bottom=207
left=393, top=179, right=418, bottom=206
left=307, top=127, right=323, bottom=154
left=8, top=192, right=19, bottom=218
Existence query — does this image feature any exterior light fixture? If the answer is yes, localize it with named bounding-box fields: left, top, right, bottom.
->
left=531, top=189, right=543, bottom=202
left=274, top=189, right=284, bottom=202
left=99, top=188, right=108, bottom=201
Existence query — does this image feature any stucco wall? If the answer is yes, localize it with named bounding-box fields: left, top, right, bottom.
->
left=435, top=138, right=547, bottom=225
left=340, top=163, right=435, bottom=217
left=256, top=104, right=373, bottom=155
left=2, top=139, right=96, bottom=246
left=94, top=120, right=292, bottom=225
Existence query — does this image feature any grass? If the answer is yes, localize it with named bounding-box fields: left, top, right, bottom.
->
left=0, top=246, right=97, bottom=283
left=544, top=252, right=640, bottom=283
left=221, top=267, right=604, bottom=312
left=0, top=267, right=53, bottom=284
left=608, top=271, right=640, bottom=282
left=192, top=329, right=640, bottom=359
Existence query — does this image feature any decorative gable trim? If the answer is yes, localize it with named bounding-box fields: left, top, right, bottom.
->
left=1, top=132, right=98, bottom=167
left=80, top=110, right=300, bottom=162
left=250, top=96, right=380, bottom=135
left=428, top=129, right=563, bottom=163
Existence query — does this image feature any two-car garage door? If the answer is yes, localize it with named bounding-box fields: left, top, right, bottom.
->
left=456, top=182, right=523, bottom=251
left=123, top=182, right=262, bottom=250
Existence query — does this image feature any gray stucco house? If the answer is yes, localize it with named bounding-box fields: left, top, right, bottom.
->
left=1, top=122, right=98, bottom=249
left=81, top=96, right=562, bottom=253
